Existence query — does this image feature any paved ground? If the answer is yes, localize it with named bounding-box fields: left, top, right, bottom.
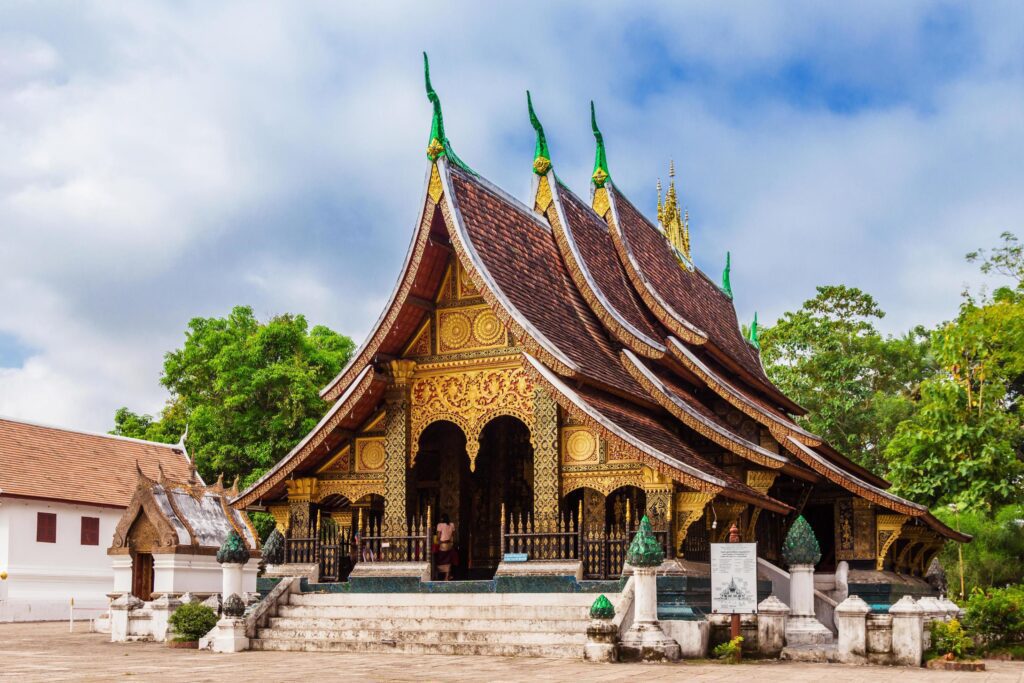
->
left=2, top=621, right=1023, bottom=682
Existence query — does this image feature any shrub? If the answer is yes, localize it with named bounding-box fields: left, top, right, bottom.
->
left=930, top=619, right=974, bottom=660
left=964, top=585, right=1024, bottom=647
left=168, top=602, right=218, bottom=642
left=934, top=504, right=1024, bottom=595
left=712, top=636, right=743, bottom=663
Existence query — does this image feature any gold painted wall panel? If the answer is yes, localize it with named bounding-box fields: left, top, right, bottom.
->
left=436, top=304, right=508, bottom=354
left=561, top=426, right=599, bottom=465
left=355, top=437, right=387, bottom=473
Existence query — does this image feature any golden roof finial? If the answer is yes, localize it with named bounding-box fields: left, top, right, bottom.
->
left=658, top=160, right=691, bottom=266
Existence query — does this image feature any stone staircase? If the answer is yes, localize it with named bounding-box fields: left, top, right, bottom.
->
left=250, top=591, right=596, bottom=658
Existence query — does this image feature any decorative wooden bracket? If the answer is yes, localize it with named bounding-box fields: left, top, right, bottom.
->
left=875, top=513, right=909, bottom=571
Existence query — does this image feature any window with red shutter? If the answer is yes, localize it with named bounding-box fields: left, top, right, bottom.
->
left=36, top=512, right=56, bottom=543
left=81, top=516, right=100, bottom=546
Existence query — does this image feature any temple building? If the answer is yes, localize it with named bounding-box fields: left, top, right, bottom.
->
left=232, top=57, right=966, bottom=591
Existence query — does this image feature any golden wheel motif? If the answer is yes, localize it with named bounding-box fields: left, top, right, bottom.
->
left=359, top=441, right=386, bottom=471
left=440, top=311, right=472, bottom=350
left=473, top=309, right=504, bottom=346
left=565, top=429, right=598, bottom=462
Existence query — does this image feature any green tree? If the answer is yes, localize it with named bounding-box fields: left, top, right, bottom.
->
left=886, top=234, right=1024, bottom=509
left=759, top=285, right=933, bottom=473
left=934, top=504, right=1024, bottom=594
left=112, top=305, right=354, bottom=488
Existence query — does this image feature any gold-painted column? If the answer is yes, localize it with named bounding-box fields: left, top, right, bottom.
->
left=383, top=360, right=415, bottom=534
left=285, top=477, right=318, bottom=536
left=531, top=388, right=560, bottom=523
left=641, top=466, right=674, bottom=529
left=674, top=491, right=715, bottom=558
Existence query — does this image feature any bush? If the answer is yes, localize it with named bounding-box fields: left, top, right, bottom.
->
left=168, top=602, right=218, bottom=642
left=934, top=504, right=1024, bottom=595
left=712, top=636, right=743, bottom=663
left=930, top=619, right=974, bottom=660
left=964, top=585, right=1024, bottom=648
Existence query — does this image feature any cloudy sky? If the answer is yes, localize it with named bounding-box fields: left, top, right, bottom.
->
left=2, top=2, right=1022, bottom=432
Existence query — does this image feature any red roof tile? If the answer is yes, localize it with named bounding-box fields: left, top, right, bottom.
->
left=0, top=417, right=193, bottom=508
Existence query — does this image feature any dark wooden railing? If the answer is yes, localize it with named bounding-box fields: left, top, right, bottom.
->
left=500, top=503, right=672, bottom=580
left=356, top=508, right=432, bottom=566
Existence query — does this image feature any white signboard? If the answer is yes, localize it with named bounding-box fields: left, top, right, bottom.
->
left=710, top=543, right=758, bottom=614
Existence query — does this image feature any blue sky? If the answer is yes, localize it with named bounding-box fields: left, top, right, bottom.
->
left=1, top=2, right=1022, bottom=431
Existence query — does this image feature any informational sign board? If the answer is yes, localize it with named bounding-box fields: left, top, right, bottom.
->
left=710, top=543, right=758, bottom=614
left=502, top=552, right=528, bottom=563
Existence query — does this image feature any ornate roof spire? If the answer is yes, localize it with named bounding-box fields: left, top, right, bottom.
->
left=749, top=311, right=760, bottom=349
left=590, top=101, right=610, bottom=187
left=657, top=161, right=692, bottom=267
left=590, top=102, right=612, bottom=218
left=721, top=251, right=733, bottom=299
left=423, top=53, right=470, bottom=172
left=527, top=91, right=551, bottom=175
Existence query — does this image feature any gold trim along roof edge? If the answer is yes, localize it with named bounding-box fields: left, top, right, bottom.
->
left=620, top=348, right=787, bottom=469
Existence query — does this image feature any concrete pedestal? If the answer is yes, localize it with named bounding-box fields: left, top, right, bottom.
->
left=757, top=595, right=790, bottom=657
left=835, top=595, right=870, bottom=663
left=619, top=567, right=681, bottom=662
left=889, top=596, right=923, bottom=667
left=208, top=617, right=249, bottom=653
left=785, top=564, right=833, bottom=646
left=221, top=563, right=244, bottom=603
left=584, top=620, right=619, bottom=662
left=149, top=594, right=181, bottom=642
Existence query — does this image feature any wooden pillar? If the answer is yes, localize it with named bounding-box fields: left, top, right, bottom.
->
left=285, top=478, right=318, bottom=536
left=383, top=360, right=415, bottom=535
left=530, top=388, right=560, bottom=522
left=673, top=491, right=715, bottom=557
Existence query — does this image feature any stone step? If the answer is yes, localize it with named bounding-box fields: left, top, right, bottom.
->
left=267, top=615, right=590, bottom=632
left=256, top=627, right=587, bottom=645
left=276, top=603, right=590, bottom=621
left=290, top=592, right=598, bottom=608
left=250, top=637, right=584, bottom=658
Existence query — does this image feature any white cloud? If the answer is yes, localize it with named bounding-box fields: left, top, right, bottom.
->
left=0, top=2, right=1021, bottom=430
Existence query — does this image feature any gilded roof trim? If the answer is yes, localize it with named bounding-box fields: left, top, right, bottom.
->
left=620, top=349, right=787, bottom=469
left=522, top=353, right=790, bottom=515
left=235, top=365, right=378, bottom=508
left=784, top=437, right=925, bottom=518
left=437, top=159, right=580, bottom=378
left=668, top=337, right=821, bottom=446
left=320, top=165, right=439, bottom=402
left=604, top=183, right=708, bottom=345
left=546, top=177, right=667, bottom=360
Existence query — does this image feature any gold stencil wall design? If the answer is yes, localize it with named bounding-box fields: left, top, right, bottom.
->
left=355, top=437, right=387, bottom=473
left=531, top=388, right=560, bottom=520
left=409, top=364, right=535, bottom=471
left=383, top=389, right=410, bottom=534
left=561, top=426, right=599, bottom=465
left=436, top=305, right=507, bottom=354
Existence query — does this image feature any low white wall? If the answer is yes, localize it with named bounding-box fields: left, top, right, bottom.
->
left=0, top=498, right=121, bottom=622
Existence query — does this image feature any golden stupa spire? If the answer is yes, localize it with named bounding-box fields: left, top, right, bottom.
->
left=657, top=161, right=691, bottom=266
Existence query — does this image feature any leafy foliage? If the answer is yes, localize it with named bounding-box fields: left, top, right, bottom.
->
left=712, top=635, right=743, bottom=663
left=760, top=285, right=932, bottom=474
left=934, top=505, right=1024, bottom=595
left=964, top=585, right=1024, bottom=648
left=929, top=618, right=974, bottom=660
left=111, top=305, right=354, bottom=488
left=168, top=602, right=218, bottom=642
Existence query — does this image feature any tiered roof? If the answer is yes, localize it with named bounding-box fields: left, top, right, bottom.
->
left=233, top=58, right=966, bottom=542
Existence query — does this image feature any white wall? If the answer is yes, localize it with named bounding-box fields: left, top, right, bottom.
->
left=0, top=497, right=122, bottom=622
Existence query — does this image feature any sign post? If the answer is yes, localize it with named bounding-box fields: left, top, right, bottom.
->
left=711, top=523, right=757, bottom=659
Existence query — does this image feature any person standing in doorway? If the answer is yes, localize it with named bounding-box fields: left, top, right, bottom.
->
left=435, top=514, right=456, bottom=581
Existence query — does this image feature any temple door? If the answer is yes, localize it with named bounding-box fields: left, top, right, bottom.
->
left=132, top=553, right=154, bottom=601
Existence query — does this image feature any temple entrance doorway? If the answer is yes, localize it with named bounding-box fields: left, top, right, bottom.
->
left=411, top=416, right=533, bottom=580
left=131, top=552, right=154, bottom=601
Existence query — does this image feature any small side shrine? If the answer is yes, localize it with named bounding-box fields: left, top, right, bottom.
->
left=106, top=465, right=260, bottom=642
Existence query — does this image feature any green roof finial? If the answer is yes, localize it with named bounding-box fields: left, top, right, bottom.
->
left=590, top=594, right=615, bottom=620
left=749, top=312, right=759, bottom=349
left=424, top=52, right=445, bottom=162
left=625, top=515, right=665, bottom=567
left=782, top=515, right=821, bottom=567
left=527, top=91, right=551, bottom=175
left=590, top=101, right=610, bottom=187
left=216, top=530, right=250, bottom=565
left=722, top=252, right=733, bottom=299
